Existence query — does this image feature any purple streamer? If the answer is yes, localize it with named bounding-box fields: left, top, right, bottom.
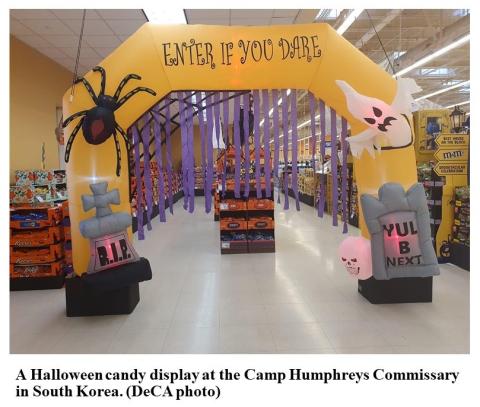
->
left=309, top=93, right=317, bottom=172
left=221, top=92, right=229, bottom=197
left=177, top=91, right=189, bottom=210
left=242, top=92, right=251, bottom=198
left=186, top=93, right=195, bottom=212
left=331, top=107, right=338, bottom=227
left=281, top=89, right=290, bottom=210
left=132, top=126, right=144, bottom=240
left=213, top=93, right=222, bottom=196
left=213, top=93, right=221, bottom=149
left=318, top=99, right=326, bottom=217
left=153, top=112, right=166, bottom=222
left=165, top=96, right=173, bottom=214
left=141, top=119, right=153, bottom=230
left=290, top=89, right=300, bottom=211
left=271, top=90, right=281, bottom=204
left=252, top=90, right=262, bottom=198
left=262, top=90, right=272, bottom=198
left=341, top=117, right=349, bottom=234
left=233, top=94, right=242, bottom=198
left=197, top=92, right=207, bottom=211
left=204, top=94, right=214, bottom=213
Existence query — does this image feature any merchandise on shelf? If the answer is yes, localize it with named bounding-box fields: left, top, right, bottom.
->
left=10, top=185, right=35, bottom=204
left=9, top=201, right=71, bottom=288
left=14, top=170, right=35, bottom=185
left=33, top=170, right=54, bottom=185
left=417, top=161, right=444, bottom=246
left=217, top=145, right=275, bottom=254
left=130, top=162, right=183, bottom=215
left=11, top=168, right=68, bottom=204
left=452, top=186, right=469, bottom=247
left=317, top=163, right=358, bottom=226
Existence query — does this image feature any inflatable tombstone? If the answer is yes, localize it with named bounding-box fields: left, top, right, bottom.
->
left=80, top=182, right=139, bottom=274
left=361, top=183, right=440, bottom=280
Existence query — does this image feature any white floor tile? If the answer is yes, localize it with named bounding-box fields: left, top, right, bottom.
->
left=219, top=324, right=275, bottom=353
left=269, top=322, right=333, bottom=352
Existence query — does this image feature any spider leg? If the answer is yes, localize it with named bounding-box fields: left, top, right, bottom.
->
left=63, top=110, right=88, bottom=127
left=115, top=123, right=131, bottom=148
left=92, top=66, right=106, bottom=96
left=74, top=77, right=98, bottom=104
left=113, top=131, right=122, bottom=176
left=115, top=87, right=157, bottom=109
left=113, top=73, right=141, bottom=101
left=64, top=118, right=84, bottom=163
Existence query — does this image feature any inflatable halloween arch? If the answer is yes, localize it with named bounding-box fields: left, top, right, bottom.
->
left=63, top=23, right=419, bottom=275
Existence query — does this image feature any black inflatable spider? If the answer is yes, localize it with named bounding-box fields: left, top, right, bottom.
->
left=62, top=66, right=157, bottom=176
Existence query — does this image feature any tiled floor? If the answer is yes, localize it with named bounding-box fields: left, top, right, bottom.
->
left=10, top=196, right=470, bottom=354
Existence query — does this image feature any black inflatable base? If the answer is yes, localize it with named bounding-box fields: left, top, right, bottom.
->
left=65, top=257, right=152, bottom=317
left=358, top=276, right=433, bottom=304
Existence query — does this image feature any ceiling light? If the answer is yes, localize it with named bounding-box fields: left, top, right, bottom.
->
left=143, top=8, right=186, bottom=24
left=394, top=34, right=470, bottom=78
left=444, top=100, right=469, bottom=109
left=336, top=9, right=364, bottom=35
left=260, top=89, right=291, bottom=127
left=415, top=80, right=470, bottom=101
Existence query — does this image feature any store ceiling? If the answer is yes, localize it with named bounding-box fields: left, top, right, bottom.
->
left=10, top=9, right=469, bottom=113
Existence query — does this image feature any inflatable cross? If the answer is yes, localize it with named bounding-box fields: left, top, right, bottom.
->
left=79, top=181, right=139, bottom=274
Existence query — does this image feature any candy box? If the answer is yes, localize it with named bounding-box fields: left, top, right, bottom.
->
left=33, top=184, right=52, bottom=201
left=10, top=185, right=34, bottom=204
left=34, top=170, right=54, bottom=185
left=52, top=183, right=68, bottom=200
left=53, top=169, right=66, bottom=184
left=15, top=170, right=35, bottom=186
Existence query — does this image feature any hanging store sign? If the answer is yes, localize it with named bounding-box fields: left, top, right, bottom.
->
left=433, top=148, right=468, bottom=162
left=434, top=162, right=468, bottom=176
left=436, top=133, right=469, bottom=148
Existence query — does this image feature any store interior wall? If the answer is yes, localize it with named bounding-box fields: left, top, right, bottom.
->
left=9, top=36, right=72, bottom=183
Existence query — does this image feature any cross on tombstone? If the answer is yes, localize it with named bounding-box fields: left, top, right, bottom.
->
left=82, top=181, right=120, bottom=218
left=79, top=181, right=139, bottom=274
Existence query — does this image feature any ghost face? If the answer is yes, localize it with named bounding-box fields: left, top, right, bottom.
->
left=363, top=106, right=397, bottom=133
left=336, top=80, right=413, bottom=149
left=338, top=236, right=373, bottom=280
left=341, top=257, right=360, bottom=276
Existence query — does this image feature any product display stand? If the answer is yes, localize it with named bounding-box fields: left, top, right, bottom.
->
left=219, top=184, right=275, bottom=254
left=65, top=257, right=152, bottom=317
left=10, top=204, right=66, bottom=291
left=358, top=276, right=433, bottom=304
left=450, top=186, right=469, bottom=270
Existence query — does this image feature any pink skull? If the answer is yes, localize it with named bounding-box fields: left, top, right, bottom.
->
left=338, top=236, right=373, bottom=280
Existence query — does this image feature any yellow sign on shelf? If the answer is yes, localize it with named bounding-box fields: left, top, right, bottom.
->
left=434, top=162, right=468, bottom=176
left=433, top=148, right=468, bottom=162
left=436, top=133, right=469, bottom=147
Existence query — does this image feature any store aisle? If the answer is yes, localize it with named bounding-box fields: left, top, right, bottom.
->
left=10, top=196, right=469, bottom=354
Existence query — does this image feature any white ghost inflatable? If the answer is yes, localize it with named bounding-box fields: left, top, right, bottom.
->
left=336, top=78, right=422, bottom=158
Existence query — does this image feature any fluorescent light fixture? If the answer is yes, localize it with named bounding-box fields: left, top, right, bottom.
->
left=444, top=100, right=469, bottom=109
left=394, top=34, right=470, bottom=78
left=315, top=9, right=343, bottom=21
left=143, top=8, right=186, bottom=24
left=415, top=80, right=470, bottom=101
left=270, top=114, right=320, bottom=143
left=337, top=9, right=363, bottom=35
left=260, top=89, right=291, bottom=127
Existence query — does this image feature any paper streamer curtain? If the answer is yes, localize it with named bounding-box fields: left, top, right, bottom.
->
left=129, top=90, right=350, bottom=239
